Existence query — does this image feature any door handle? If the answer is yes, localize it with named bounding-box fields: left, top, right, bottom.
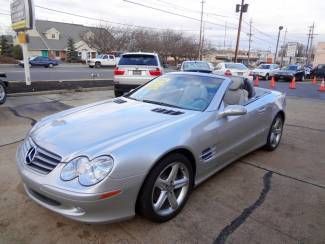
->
left=258, top=107, right=266, bottom=113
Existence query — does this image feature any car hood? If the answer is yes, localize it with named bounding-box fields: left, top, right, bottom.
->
left=30, top=99, right=195, bottom=159
left=252, top=68, right=269, bottom=73
left=274, top=70, right=295, bottom=75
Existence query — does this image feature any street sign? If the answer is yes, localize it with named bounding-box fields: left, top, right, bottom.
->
left=10, top=0, right=34, bottom=32
left=287, top=42, right=298, bottom=57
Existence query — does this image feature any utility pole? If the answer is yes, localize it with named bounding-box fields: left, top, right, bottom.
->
left=247, top=19, right=253, bottom=64
left=224, top=21, right=227, bottom=49
left=280, top=28, right=287, bottom=67
left=274, top=26, right=284, bottom=64
left=308, top=22, right=315, bottom=65
left=305, top=25, right=312, bottom=65
left=234, top=0, right=248, bottom=62
left=198, top=0, right=205, bottom=60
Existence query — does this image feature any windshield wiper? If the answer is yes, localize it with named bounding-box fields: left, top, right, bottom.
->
left=142, top=99, right=183, bottom=109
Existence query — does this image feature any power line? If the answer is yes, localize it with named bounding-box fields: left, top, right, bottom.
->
left=35, top=5, right=200, bottom=32
left=122, top=0, right=236, bottom=29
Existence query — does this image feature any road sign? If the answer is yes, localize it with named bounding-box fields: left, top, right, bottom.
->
left=287, top=42, right=298, bottom=57
left=10, top=0, right=34, bottom=32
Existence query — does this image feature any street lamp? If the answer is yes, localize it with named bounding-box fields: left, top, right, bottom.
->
left=274, top=26, right=283, bottom=64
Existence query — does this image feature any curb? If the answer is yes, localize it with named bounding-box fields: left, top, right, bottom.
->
left=8, top=86, right=113, bottom=97
left=7, top=79, right=114, bottom=94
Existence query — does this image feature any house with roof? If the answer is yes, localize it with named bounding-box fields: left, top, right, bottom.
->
left=24, top=20, right=98, bottom=61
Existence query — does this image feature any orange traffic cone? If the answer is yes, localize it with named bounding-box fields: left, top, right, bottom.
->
left=289, top=77, right=296, bottom=89
left=319, top=78, right=325, bottom=92
left=254, top=76, right=259, bottom=87
left=312, top=76, right=317, bottom=84
left=270, top=77, right=276, bottom=88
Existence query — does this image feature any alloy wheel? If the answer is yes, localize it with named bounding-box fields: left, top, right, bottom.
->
left=0, top=84, right=5, bottom=101
left=152, top=162, right=190, bottom=216
left=270, top=117, right=283, bottom=148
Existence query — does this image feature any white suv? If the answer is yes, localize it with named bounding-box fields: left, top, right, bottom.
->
left=113, top=52, right=164, bottom=97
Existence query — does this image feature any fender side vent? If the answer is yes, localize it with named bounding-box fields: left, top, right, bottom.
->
left=152, top=108, right=184, bottom=115
left=113, top=98, right=127, bottom=104
left=201, top=147, right=217, bottom=162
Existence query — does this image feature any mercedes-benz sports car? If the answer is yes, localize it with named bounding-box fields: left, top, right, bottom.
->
left=16, top=72, right=286, bottom=223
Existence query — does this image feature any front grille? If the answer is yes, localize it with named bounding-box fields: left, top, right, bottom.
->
left=23, top=138, right=62, bottom=174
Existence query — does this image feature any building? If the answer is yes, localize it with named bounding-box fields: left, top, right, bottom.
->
left=22, top=20, right=98, bottom=61
left=313, top=42, right=325, bottom=67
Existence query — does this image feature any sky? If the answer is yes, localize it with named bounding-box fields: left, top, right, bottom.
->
left=1, top=0, right=325, bottom=52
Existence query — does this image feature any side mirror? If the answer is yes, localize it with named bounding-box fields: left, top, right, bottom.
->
left=220, top=105, right=247, bottom=117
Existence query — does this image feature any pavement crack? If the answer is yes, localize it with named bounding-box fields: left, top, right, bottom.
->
left=0, top=139, right=23, bottom=148
left=214, top=171, right=273, bottom=244
left=241, top=160, right=325, bottom=190
left=285, top=123, right=325, bottom=133
left=7, top=107, right=37, bottom=126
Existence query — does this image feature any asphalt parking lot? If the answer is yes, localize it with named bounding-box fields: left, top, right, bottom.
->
left=0, top=90, right=325, bottom=244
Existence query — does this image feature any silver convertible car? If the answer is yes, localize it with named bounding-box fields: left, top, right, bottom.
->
left=16, top=72, right=286, bottom=223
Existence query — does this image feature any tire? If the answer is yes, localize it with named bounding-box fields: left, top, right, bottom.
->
left=264, top=114, right=284, bottom=151
left=300, top=75, right=305, bottom=81
left=49, top=63, right=53, bottom=68
left=89, top=65, right=94, bottom=68
left=114, top=89, right=123, bottom=97
left=0, top=83, right=7, bottom=105
left=137, top=153, right=194, bottom=222
left=95, top=62, right=101, bottom=68
left=265, top=74, right=269, bottom=80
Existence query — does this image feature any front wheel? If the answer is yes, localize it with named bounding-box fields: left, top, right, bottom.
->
left=95, top=62, right=101, bottom=68
left=265, top=74, right=269, bottom=80
left=49, top=63, right=54, bottom=68
left=0, top=83, right=7, bottom=105
left=137, top=153, right=193, bottom=222
left=264, top=114, right=284, bottom=151
left=300, top=75, right=305, bottom=81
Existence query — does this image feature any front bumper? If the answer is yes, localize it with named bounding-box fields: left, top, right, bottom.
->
left=273, top=74, right=293, bottom=81
left=16, top=144, right=144, bottom=223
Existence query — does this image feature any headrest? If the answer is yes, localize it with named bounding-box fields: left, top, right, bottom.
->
left=229, top=76, right=244, bottom=91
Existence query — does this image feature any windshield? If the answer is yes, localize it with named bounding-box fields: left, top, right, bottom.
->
left=96, top=54, right=104, bottom=59
left=127, top=74, right=224, bottom=111
left=225, top=63, right=247, bottom=70
left=257, top=64, right=270, bottom=69
left=182, top=61, right=211, bottom=71
left=283, top=65, right=297, bottom=71
left=119, top=54, right=158, bottom=66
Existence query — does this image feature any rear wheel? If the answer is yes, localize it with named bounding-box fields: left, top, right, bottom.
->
left=0, top=83, right=7, bottom=105
left=265, top=73, right=269, bottom=80
left=49, top=63, right=54, bottom=68
left=95, top=62, right=101, bottom=68
left=264, top=114, right=284, bottom=151
left=137, top=153, right=193, bottom=222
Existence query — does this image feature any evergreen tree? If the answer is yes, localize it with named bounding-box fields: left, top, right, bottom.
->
left=66, top=37, right=78, bottom=63
left=0, top=36, right=12, bottom=57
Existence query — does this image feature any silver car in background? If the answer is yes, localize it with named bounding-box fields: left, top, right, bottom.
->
left=113, top=52, right=164, bottom=97
left=16, top=72, right=286, bottom=224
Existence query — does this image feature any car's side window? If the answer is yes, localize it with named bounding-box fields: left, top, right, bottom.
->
left=109, top=55, right=114, bottom=59
left=215, top=63, right=222, bottom=70
left=103, top=55, right=108, bottom=59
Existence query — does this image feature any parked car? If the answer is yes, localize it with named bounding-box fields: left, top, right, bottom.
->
left=272, top=64, right=305, bottom=81
left=250, top=63, right=279, bottom=80
left=17, top=72, right=286, bottom=223
left=19, top=56, right=59, bottom=68
left=311, top=64, right=325, bottom=78
left=180, top=61, right=212, bottom=73
left=88, top=54, right=118, bottom=68
left=214, top=62, right=253, bottom=80
left=113, top=52, right=164, bottom=97
left=0, top=73, right=8, bottom=104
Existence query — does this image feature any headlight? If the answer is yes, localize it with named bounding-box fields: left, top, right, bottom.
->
left=61, top=156, right=114, bottom=186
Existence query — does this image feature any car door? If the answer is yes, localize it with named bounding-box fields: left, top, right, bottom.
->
left=199, top=88, right=270, bottom=172
left=102, top=55, right=109, bottom=66
left=109, top=55, right=115, bottom=66
left=31, top=57, right=41, bottom=66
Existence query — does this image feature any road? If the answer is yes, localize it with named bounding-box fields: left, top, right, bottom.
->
left=0, top=90, right=325, bottom=243
left=0, top=65, right=115, bottom=82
